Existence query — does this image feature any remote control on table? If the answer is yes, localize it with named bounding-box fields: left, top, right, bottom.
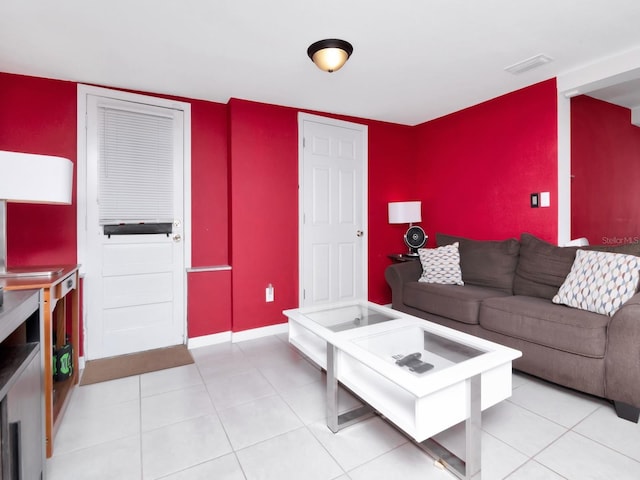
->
left=395, top=352, right=422, bottom=366
left=410, top=362, right=434, bottom=373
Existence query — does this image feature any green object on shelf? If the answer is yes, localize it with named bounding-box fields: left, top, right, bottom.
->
left=54, top=343, right=73, bottom=381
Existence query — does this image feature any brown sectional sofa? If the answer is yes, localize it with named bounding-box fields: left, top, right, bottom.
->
left=385, top=233, right=640, bottom=422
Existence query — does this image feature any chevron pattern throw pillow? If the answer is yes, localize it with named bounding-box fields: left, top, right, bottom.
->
left=418, top=242, right=464, bottom=285
left=552, top=249, right=640, bottom=316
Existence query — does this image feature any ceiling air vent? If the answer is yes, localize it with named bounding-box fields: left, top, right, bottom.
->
left=505, top=54, right=553, bottom=75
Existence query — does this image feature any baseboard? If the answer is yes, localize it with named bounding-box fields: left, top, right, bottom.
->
left=187, top=331, right=232, bottom=349
left=187, top=322, right=289, bottom=349
left=232, top=322, right=288, bottom=343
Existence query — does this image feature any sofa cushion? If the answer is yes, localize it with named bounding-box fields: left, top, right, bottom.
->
left=404, top=282, right=510, bottom=325
left=417, top=242, right=464, bottom=285
left=480, top=296, right=610, bottom=358
left=437, top=233, right=520, bottom=294
left=513, top=233, right=579, bottom=300
left=552, top=249, right=640, bottom=316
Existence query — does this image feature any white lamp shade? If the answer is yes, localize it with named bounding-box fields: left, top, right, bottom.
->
left=0, top=150, right=73, bottom=204
left=388, top=201, right=421, bottom=224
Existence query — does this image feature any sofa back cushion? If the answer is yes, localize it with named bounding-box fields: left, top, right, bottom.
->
left=437, top=233, right=520, bottom=294
left=513, top=233, right=579, bottom=300
left=405, top=282, right=510, bottom=325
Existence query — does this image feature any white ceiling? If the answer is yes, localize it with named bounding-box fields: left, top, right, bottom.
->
left=588, top=77, right=640, bottom=110
left=2, top=0, right=640, bottom=125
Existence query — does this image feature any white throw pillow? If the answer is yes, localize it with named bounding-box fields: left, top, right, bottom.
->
left=552, top=249, right=640, bottom=316
left=418, top=242, right=464, bottom=285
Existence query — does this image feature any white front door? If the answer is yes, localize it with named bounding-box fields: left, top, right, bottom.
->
left=80, top=88, right=189, bottom=360
left=299, top=113, right=368, bottom=307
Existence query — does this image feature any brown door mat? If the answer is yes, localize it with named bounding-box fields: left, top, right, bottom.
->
left=80, top=344, right=194, bottom=386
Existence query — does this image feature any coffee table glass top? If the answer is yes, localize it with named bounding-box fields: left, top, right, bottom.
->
left=304, top=303, right=399, bottom=332
left=352, top=324, right=486, bottom=377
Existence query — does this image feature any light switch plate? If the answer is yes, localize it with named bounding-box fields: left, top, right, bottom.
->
left=540, top=192, right=550, bottom=207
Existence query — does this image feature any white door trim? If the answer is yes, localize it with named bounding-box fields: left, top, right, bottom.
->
left=76, top=84, right=192, bottom=357
left=297, top=112, right=368, bottom=306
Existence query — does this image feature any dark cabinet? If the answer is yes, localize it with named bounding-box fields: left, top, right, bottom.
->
left=0, top=290, right=43, bottom=480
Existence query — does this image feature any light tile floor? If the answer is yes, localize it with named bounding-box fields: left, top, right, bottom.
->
left=46, top=333, right=640, bottom=479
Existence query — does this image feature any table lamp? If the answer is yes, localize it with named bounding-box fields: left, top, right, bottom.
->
left=388, top=201, right=427, bottom=256
left=0, top=150, right=74, bottom=278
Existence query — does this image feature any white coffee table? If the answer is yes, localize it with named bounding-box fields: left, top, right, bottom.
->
left=284, top=301, right=522, bottom=480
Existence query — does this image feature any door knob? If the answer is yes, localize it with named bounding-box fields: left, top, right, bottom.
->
left=173, top=234, right=182, bottom=242
left=356, top=230, right=364, bottom=237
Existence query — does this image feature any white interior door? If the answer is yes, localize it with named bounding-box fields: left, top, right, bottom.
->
left=299, top=113, right=368, bottom=307
left=82, top=92, right=187, bottom=360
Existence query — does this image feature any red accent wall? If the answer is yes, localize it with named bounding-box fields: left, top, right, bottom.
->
left=189, top=100, right=229, bottom=266
left=228, top=99, right=299, bottom=332
left=571, top=95, right=640, bottom=245
left=187, top=270, right=232, bottom=337
left=185, top=99, right=231, bottom=337
left=413, top=79, right=558, bottom=244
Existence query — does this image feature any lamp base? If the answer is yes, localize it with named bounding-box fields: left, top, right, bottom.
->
left=0, top=266, right=64, bottom=279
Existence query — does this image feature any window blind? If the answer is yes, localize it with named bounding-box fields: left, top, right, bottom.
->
left=98, top=106, right=174, bottom=225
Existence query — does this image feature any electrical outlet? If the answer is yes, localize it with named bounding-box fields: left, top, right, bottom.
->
left=266, top=284, right=274, bottom=302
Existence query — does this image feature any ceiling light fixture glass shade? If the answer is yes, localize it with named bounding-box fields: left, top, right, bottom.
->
left=307, top=39, right=353, bottom=73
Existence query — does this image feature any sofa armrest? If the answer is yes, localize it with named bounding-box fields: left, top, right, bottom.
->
left=385, top=261, right=422, bottom=309
left=605, top=292, right=640, bottom=408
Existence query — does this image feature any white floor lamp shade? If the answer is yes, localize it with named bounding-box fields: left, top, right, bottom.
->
left=0, top=150, right=74, bottom=277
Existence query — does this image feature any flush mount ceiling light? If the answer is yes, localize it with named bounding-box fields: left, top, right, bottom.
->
left=307, top=39, right=353, bottom=73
